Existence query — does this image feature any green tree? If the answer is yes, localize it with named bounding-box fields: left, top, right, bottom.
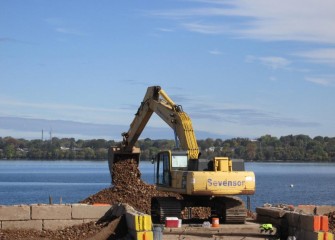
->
left=4, top=144, right=15, bottom=159
left=246, top=142, right=257, bottom=160
left=83, top=147, right=95, bottom=159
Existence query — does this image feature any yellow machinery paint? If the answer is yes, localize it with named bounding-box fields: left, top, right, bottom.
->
left=109, top=86, right=256, bottom=223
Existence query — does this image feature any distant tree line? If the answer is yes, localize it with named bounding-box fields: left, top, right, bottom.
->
left=0, top=134, right=334, bottom=162
left=0, top=137, right=115, bottom=160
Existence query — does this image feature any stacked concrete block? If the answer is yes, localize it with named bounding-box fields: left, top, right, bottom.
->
left=256, top=206, right=287, bottom=228
left=0, top=204, right=112, bottom=231
left=0, top=203, right=156, bottom=239
left=0, top=205, right=30, bottom=221
left=286, top=213, right=332, bottom=240
left=124, top=205, right=153, bottom=240
left=256, top=206, right=335, bottom=240
left=31, top=204, right=73, bottom=230
left=72, top=204, right=112, bottom=221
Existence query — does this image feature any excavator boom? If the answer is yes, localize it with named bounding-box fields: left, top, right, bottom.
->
left=122, top=86, right=199, bottom=159
left=108, top=86, right=200, bottom=181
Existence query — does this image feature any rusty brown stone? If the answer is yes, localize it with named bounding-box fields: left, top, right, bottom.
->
left=327, top=211, right=335, bottom=234
left=80, top=159, right=181, bottom=214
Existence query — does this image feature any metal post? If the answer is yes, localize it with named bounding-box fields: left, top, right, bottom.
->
left=247, top=196, right=251, bottom=211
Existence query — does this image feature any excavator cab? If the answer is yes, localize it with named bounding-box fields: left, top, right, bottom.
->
left=154, top=150, right=188, bottom=187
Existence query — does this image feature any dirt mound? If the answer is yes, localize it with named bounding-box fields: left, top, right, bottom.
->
left=327, top=211, right=335, bottom=234
left=0, top=221, right=104, bottom=240
left=80, top=159, right=181, bottom=214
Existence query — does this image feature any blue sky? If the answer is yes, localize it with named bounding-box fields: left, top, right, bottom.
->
left=1, top=0, right=335, bottom=140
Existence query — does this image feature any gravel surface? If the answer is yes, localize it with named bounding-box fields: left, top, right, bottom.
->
left=0, top=221, right=105, bottom=240
left=327, top=211, right=335, bottom=234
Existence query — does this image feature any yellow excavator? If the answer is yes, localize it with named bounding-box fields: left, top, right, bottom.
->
left=108, top=86, right=255, bottom=223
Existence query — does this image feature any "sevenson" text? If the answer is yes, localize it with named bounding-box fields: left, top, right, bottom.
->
left=207, top=179, right=245, bottom=187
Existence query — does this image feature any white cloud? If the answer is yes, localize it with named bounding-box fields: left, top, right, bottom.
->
left=305, top=77, right=335, bottom=87
left=151, top=0, right=335, bottom=44
left=56, top=27, right=84, bottom=36
left=246, top=55, right=291, bottom=70
left=0, top=97, right=130, bottom=125
left=259, top=57, right=291, bottom=70
left=181, top=22, right=229, bottom=34
left=294, top=48, right=335, bottom=66
left=156, top=28, right=174, bottom=32
left=226, top=0, right=335, bottom=43
left=150, top=7, right=230, bottom=19
left=209, top=49, right=222, bottom=55
left=45, top=18, right=84, bottom=36
left=191, top=105, right=319, bottom=128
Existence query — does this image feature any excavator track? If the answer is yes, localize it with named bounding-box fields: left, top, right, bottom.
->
left=214, top=196, right=247, bottom=224
left=151, top=197, right=182, bottom=223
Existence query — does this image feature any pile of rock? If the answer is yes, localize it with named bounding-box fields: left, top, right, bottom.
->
left=81, top=159, right=213, bottom=220
left=0, top=221, right=105, bottom=240
left=80, top=159, right=181, bottom=214
left=181, top=207, right=211, bottom=219
left=327, top=211, right=335, bottom=234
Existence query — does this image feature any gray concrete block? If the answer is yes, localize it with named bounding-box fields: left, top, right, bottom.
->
left=256, top=214, right=270, bottom=223
left=0, top=205, right=31, bottom=221
left=43, top=219, right=84, bottom=230
left=31, top=204, right=71, bottom=220
left=2, top=220, right=43, bottom=231
left=285, top=212, right=301, bottom=228
left=256, top=207, right=286, bottom=218
left=298, top=214, right=316, bottom=231
left=71, top=204, right=111, bottom=219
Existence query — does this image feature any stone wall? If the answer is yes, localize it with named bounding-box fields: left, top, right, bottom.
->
left=256, top=205, right=335, bottom=240
left=0, top=204, right=111, bottom=231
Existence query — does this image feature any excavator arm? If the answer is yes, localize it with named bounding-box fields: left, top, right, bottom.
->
left=119, top=86, right=159, bottom=152
left=108, top=86, right=200, bottom=183
left=150, top=91, right=199, bottom=160
left=122, top=86, right=199, bottom=159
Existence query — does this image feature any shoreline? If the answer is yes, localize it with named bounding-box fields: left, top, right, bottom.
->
left=1, top=159, right=335, bottom=163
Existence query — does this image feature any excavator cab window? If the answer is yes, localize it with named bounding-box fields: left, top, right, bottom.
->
left=171, top=155, right=187, bottom=169
left=156, top=151, right=171, bottom=186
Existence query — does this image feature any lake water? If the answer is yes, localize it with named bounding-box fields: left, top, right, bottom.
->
left=0, top=160, right=334, bottom=210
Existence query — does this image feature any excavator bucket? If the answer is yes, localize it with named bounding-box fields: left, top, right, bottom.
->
left=108, top=146, right=141, bottom=184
